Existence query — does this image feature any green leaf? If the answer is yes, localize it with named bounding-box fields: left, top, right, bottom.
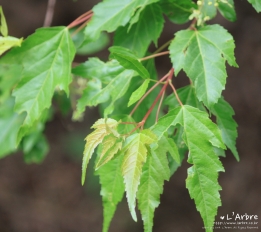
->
left=72, top=58, right=122, bottom=82
left=158, top=134, right=180, bottom=164
left=71, top=29, right=109, bottom=55
left=137, top=144, right=170, bottom=232
left=248, top=0, right=261, bottom=12
left=161, top=0, right=196, bottom=24
left=85, top=0, right=159, bottom=41
left=201, top=0, right=217, bottom=20
left=169, top=24, right=237, bottom=107
left=12, top=27, right=75, bottom=143
left=96, top=134, right=123, bottom=169
left=0, top=62, right=22, bottom=104
left=109, top=46, right=150, bottom=79
left=96, top=154, right=125, bottom=232
left=0, top=97, right=25, bottom=158
left=0, top=6, right=8, bottom=37
left=211, top=98, right=239, bottom=161
left=121, top=129, right=157, bottom=221
left=153, top=105, right=225, bottom=230
left=23, top=133, right=49, bottom=164
left=82, top=118, right=119, bottom=185
left=114, top=3, right=164, bottom=57
left=128, top=79, right=150, bottom=107
left=218, top=0, right=236, bottom=22
left=0, top=36, right=23, bottom=55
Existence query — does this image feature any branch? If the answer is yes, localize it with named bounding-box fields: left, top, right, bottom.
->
left=43, top=0, right=56, bottom=27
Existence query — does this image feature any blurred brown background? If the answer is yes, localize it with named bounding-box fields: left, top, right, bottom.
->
left=0, top=0, right=260, bottom=231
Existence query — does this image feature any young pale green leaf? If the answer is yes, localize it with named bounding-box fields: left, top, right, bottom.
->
left=169, top=24, right=237, bottom=107
left=12, top=27, right=75, bottom=143
left=201, top=0, right=217, bottom=20
left=82, top=118, right=119, bottom=185
left=161, top=0, right=196, bottom=24
left=121, top=129, right=157, bottom=221
left=248, top=0, right=261, bottom=12
left=137, top=145, right=170, bottom=232
left=128, top=79, right=150, bottom=107
left=0, top=97, right=25, bottom=158
left=0, top=6, right=8, bottom=37
left=85, top=0, right=159, bottom=41
left=114, top=3, right=164, bottom=57
left=109, top=46, right=150, bottom=79
left=211, top=98, right=239, bottom=161
left=95, top=134, right=123, bottom=169
left=96, top=155, right=125, bottom=232
left=218, top=0, right=236, bottom=22
left=153, top=105, right=225, bottom=230
left=0, top=36, right=23, bottom=55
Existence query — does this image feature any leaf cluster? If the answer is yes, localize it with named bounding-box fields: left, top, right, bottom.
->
left=0, top=1, right=260, bottom=232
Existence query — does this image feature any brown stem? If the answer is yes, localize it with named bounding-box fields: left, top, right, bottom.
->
left=140, top=51, right=170, bottom=62
left=141, top=68, right=174, bottom=124
left=168, top=80, right=183, bottom=106
left=43, top=0, right=56, bottom=27
left=67, top=13, right=93, bottom=29
left=130, top=73, right=169, bottom=116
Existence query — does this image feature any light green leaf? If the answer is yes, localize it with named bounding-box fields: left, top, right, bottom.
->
left=211, top=98, right=239, bottom=161
left=169, top=24, right=237, bottom=107
left=153, top=105, right=225, bottom=230
left=96, top=155, right=125, bottom=232
left=109, top=46, right=150, bottom=79
left=96, top=134, right=123, bottom=169
left=161, top=0, right=196, bottom=24
left=128, top=79, right=150, bottom=107
left=218, top=0, right=236, bottom=22
left=82, top=118, right=119, bottom=185
left=137, top=145, right=170, bottom=232
left=0, top=62, right=22, bottom=104
left=0, top=97, right=25, bottom=158
left=0, top=36, right=23, bottom=55
left=85, top=0, right=159, bottom=41
left=121, top=129, right=157, bottom=221
left=12, top=27, right=75, bottom=143
left=114, top=3, right=164, bottom=57
left=248, top=0, right=261, bottom=12
left=0, top=6, right=8, bottom=37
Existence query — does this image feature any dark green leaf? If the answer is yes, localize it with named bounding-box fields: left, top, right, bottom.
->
left=109, top=46, right=150, bottom=79
left=218, top=0, right=236, bottom=22
left=161, top=0, right=196, bottom=24
left=211, top=98, right=239, bottom=161
left=85, top=0, right=160, bottom=41
left=96, top=155, right=125, bottom=232
left=114, top=3, right=164, bottom=57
